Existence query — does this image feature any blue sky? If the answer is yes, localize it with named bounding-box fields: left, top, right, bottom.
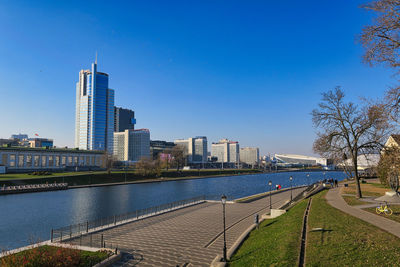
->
left=0, top=0, right=395, bottom=156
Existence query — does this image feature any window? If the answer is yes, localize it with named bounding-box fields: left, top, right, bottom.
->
left=2, top=154, right=8, bottom=166
left=48, top=156, right=54, bottom=166
left=26, top=155, right=32, bottom=167
left=18, top=155, right=24, bottom=167
left=74, top=156, right=78, bottom=166
left=62, top=156, right=66, bottom=166
left=41, top=156, right=47, bottom=167
left=55, top=156, right=60, bottom=167
left=9, top=154, right=16, bottom=167
left=34, top=155, right=40, bottom=167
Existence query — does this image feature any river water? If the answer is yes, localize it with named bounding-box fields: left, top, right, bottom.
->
left=0, top=170, right=346, bottom=251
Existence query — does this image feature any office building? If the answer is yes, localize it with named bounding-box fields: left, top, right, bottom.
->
left=113, top=129, right=150, bottom=162
left=114, top=107, right=136, bottom=132
left=240, top=147, right=260, bottom=166
left=211, top=139, right=239, bottom=163
left=75, top=60, right=115, bottom=152
left=150, top=140, right=175, bottom=159
left=174, top=137, right=207, bottom=163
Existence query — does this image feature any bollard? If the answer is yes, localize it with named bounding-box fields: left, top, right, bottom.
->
left=254, top=214, right=259, bottom=229
left=90, top=234, right=92, bottom=247
left=80, top=234, right=82, bottom=246
left=114, top=215, right=116, bottom=225
left=86, top=221, right=89, bottom=233
left=60, top=231, right=63, bottom=242
left=51, top=229, right=53, bottom=242
left=101, top=234, right=103, bottom=248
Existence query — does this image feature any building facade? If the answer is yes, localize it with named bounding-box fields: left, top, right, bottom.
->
left=211, top=139, right=239, bottom=163
left=0, top=147, right=103, bottom=173
left=150, top=140, right=175, bottom=159
left=113, top=129, right=150, bottom=162
left=174, top=136, right=207, bottom=164
left=28, top=138, right=53, bottom=148
left=240, top=147, right=260, bottom=166
left=11, top=134, right=28, bottom=140
left=75, top=61, right=115, bottom=152
left=114, top=107, right=136, bottom=132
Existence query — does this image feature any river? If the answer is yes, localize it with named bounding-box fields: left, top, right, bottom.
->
left=0, top=170, right=346, bottom=251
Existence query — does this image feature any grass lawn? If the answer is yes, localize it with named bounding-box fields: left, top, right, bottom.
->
left=0, top=245, right=110, bottom=267
left=341, top=182, right=388, bottom=197
left=229, top=199, right=307, bottom=266
left=341, top=195, right=368, bottom=206
left=364, top=205, right=400, bottom=224
left=306, top=191, right=400, bottom=266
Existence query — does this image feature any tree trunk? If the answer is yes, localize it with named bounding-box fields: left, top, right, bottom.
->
left=353, top=155, right=362, bottom=198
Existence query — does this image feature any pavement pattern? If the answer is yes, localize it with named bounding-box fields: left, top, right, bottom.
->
left=65, top=188, right=305, bottom=267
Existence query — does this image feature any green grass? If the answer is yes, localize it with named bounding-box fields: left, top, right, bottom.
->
left=364, top=205, right=400, bottom=223
left=306, top=191, right=400, bottom=266
left=341, top=195, right=368, bottom=206
left=0, top=245, right=110, bottom=267
left=229, top=200, right=307, bottom=266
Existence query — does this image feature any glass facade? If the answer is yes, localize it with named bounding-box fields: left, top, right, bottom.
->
left=75, top=62, right=114, bottom=152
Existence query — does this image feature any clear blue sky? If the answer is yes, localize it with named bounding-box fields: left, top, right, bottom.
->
left=0, top=0, right=395, bottom=156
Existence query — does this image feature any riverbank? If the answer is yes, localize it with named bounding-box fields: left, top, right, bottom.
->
left=0, top=169, right=262, bottom=188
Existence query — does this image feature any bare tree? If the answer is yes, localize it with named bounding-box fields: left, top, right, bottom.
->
left=360, top=0, right=400, bottom=69
left=101, top=152, right=115, bottom=175
left=171, top=145, right=186, bottom=171
left=312, top=87, right=391, bottom=198
left=135, top=156, right=161, bottom=177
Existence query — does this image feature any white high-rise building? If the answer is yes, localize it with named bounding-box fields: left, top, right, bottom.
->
left=113, top=129, right=150, bottom=162
left=75, top=60, right=115, bottom=152
left=240, top=147, right=260, bottom=166
left=174, top=136, right=207, bottom=163
left=211, top=139, right=239, bottom=163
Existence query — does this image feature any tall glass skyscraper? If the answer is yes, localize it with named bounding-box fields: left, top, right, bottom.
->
left=75, top=61, right=114, bottom=152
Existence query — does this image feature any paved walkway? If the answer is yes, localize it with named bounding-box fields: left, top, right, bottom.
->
left=66, top=188, right=305, bottom=267
left=326, top=187, right=400, bottom=238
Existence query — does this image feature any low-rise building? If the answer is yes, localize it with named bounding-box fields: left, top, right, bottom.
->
left=0, top=147, right=104, bottom=173
left=28, top=138, right=53, bottom=148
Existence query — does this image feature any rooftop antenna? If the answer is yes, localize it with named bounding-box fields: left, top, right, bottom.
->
left=95, top=51, right=98, bottom=64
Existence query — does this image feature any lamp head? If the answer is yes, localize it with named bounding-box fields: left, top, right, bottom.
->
left=290, top=176, right=293, bottom=181
left=221, top=194, right=227, bottom=204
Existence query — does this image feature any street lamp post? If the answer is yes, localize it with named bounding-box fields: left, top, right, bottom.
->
left=221, top=195, right=227, bottom=262
left=289, top=176, right=293, bottom=203
left=268, top=180, right=272, bottom=210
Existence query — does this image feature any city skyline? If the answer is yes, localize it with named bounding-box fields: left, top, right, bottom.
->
left=0, top=0, right=394, bottom=156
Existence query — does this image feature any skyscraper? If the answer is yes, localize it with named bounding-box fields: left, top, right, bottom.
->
left=75, top=60, right=115, bottom=152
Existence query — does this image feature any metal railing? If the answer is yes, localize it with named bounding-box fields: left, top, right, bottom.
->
left=51, top=195, right=206, bottom=244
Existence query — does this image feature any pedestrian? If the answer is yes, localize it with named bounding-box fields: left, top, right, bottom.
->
left=275, top=184, right=279, bottom=190
left=334, top=179, right=338, bottom=187
left=278, top=184, right=282, bottom=190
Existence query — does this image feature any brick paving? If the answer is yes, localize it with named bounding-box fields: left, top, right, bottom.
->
left=67, top=188, right=305, bottom=267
